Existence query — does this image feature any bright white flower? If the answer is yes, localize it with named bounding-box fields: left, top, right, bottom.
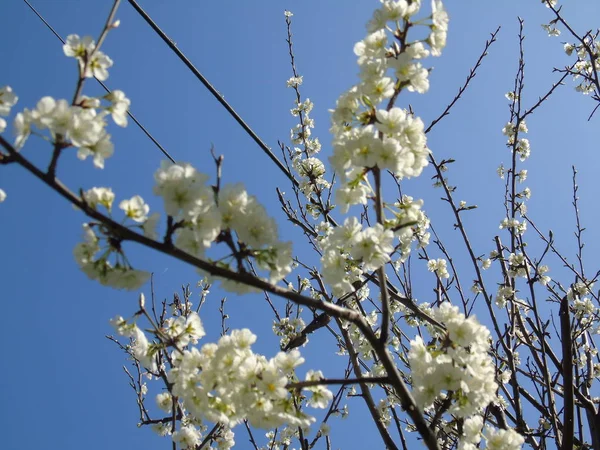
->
left=541, top=23, right=561, bottom=37
left=483, top=426, right=524, bottom=450
left=127, top=325, right=155, bottom=371
left=105, top=90, right=130, bottom=127
left=508, top=253, right=528, bottom=278
left=564, top=43, right=575, bottom=55
left=273, top=349, right=305, bottom=373
left=119, top=195, right=150, bottom=223
left=214, top=427, right=235, bottom=450
left=432, top=0, right=449, bottom=31
left=163, top=311, right=206, bottom=346
left=63, top=34, right=95, bottom=58
left=396, top=62, right=430, bottom=94
left=304, top=370, right=333, bottom=409
left=330, top=87, right=360, bottom=126
left=429, top=0, right=449, bottom=57
left=172, top=426, right=201, bottom=449
left=77, top=132, right=114, bottom=169
left=354, top=29, right=387, bottom=64
left=151, top=423, right=171, bottom=437
left=236, top=203, right=278, bottom=248
left=256, top=241, right=294, bottom=283
left=517, top=169, right=527, bottom=182
left=409, top=303, right=497, bottom=417
left=428, top=258, right=450, bottom=279
left=0, top=189, right=6, bottom=203
left=286, top=76, right=303, bottom=88
left=80, top=95, right=101, bottom=109
left=155, top=392, right=172, bottom=412
left=31, top=97, right=71, bottom=134
left=83, top=187, right=115, bottom=210
left=428, top=28, right=447, bottom=56
left=167, top=329, right=318, bottom=429
left=109, top=315, right=136, bottom=337
left=86, top=51, right=113, bottom=81
left=295, top=157, right=326, bottom=179
left=573, top=297, right=595, bottom=318
left=361, top=76, right=395, bottom=102
left=0, top=118, right=5, bottom=133
left=0, top=86, right=18, bottom=116
left=461, top=415, right=483, bottom=445
left=351, top=224, right=394, bottom=271
left=379, top=1, right=409, bottom=22
left=154, top=161, right=212, bottom=217
left=375, top=107, right=408, bottom=136
left=69, top=108, right=104, bottom=147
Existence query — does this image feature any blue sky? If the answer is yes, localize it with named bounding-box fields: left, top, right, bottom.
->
left=1, top=1, right=600, bottom=449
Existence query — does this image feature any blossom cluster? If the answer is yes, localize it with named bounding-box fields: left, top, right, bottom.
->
left=167, top=329, right=330, bottom=430
left=72, top=164, right=294, bottom=292
left=543, top=1, right=600, bottom=96
left=408, top=303, right=498, bottom=418
left=11, top=34, right=129, bottom=166
left=112, top=309, right=333, bottom=447
left=329, top=1, right=447, bottom=212
left=12, top=92, right=127, bottom=169
left=318, top=193, right=430, bottom=295
left=458, top=415, right=524, bottom=450
left=427, top=258, right=450, bottom=279
left=63, top=34, right=114, bottom=81
left=567, top=281, right=600, bottom=332
left=319, top=217, right=394, bottom=295
left=1, top=26, right=294, bottom=295
left=563, top=38, right=600, bottom=94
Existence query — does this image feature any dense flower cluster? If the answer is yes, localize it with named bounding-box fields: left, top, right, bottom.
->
left=329, top=0, right=447, bottom=211
left=12, top=34, right=129, bottom=164
left=427, top=258, right=450, bottom=279
left=317, top=2, right=447, bottom=295
left=167, top=329, right=328, bottom=429
left=408, top=303, right=498, bottom=418
left=111, top=311, right=332, bottom=446
left=1, top=2, right=574, bottom=448
left=319, top=217, right=393, bottom=295
left=154, top=161, right=292, bottom=289
left=12, top=93, right=126, bottom=168
left=458, top=416, right=524, bottom=450
left=71, top=163, right=294, bottom=292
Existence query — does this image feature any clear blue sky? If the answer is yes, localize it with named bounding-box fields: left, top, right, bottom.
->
left=1, top=1, right=600, bottom=449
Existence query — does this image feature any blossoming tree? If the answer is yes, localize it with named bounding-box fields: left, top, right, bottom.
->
left=2, top=0, right=600, bottom=449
